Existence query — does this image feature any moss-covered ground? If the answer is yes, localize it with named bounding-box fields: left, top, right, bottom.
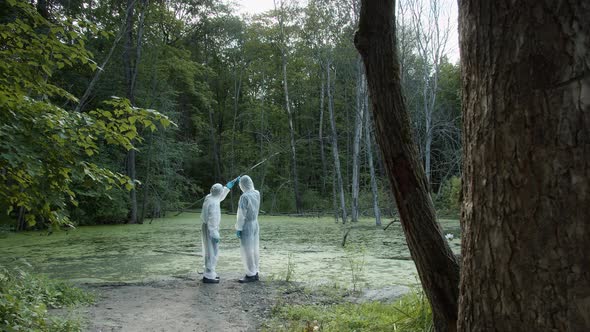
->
left=0, top=213, right=460, bottom=289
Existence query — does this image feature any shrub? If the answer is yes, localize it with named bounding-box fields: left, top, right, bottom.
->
left=435, top=176, right=461, bottom=217
left=0, top=263, right=94, bottom=331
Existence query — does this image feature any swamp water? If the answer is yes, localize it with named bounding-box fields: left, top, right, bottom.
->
left=0, top=214, right=461, bottom=288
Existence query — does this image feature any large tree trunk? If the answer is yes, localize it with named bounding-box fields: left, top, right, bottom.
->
left=354, top=1, right=459, bottom=331
left=458, top=1, right=590, bottom=331
left=327, top=60, right=348, bottom=223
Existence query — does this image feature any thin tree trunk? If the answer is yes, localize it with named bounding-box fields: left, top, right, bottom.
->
left=458, top=1, right=590, bottom=331
left=259, top=74, right=266, bottom=202
left=332, top=170, right=339, bottom=223
left=275, top=0, right=302, bottom=213
left=281, top=57, right=302, bottom=213
left=230, top=65, right=243, bottom=210
left=351, top=57, right=365, bottom=222
left=355, top=1, right=459, bottom=331
left=425, top=105, right=432, bottom=185
left=123, top=0, right=147, bottom=225
left=327, top=60, right=347, bottom=223
left=319, top=68, right=328, bottom=192
left=364, top=101, right=381, bottom=227
left=122, top=0, right=137, bottom=224
left=231, top=66, right=243, bottom=172
left=16, top=206, right=26, bottom=232
left=139, top=131, right=153, bottom=222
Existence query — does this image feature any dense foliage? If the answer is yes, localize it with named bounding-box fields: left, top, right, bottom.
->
left=1, top=0, right=461, bottom=228
left=0, top=263, right=94, bottom=331
left=0, top=1, right=171, bottom=229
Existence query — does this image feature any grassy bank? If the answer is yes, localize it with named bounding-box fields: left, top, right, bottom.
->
left=263, top=288, right=433, bottom=332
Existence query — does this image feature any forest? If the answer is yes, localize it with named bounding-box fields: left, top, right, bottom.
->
left=0, top=0, right=461, bottom=230
left=1, top=0, right=588, bottom=331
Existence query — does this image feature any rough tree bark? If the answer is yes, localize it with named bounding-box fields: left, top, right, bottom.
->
left=354, top=1, right=459, bottom=331
left=458, top=1, right=590, bottom=331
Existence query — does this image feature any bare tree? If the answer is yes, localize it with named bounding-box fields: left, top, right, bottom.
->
left=408, top=0, right=452, bottom=186
left=458, top=1, right=590, bottom=330
left=355, top=0, right=459, bottom=330
left=274, top=0, right=303, bottom=213
left=327, top=59, right=348, bottom=223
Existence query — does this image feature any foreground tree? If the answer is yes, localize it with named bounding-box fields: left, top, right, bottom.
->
left=0, top=1, right=171, bottom=229
left=458, top=1, right=590, bottom=330
left=354, top=1, right=460, bottom=331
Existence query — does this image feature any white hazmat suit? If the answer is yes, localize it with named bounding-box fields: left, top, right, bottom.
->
left=201, top=183, right=230, bottom=280
left=235, top=175, right=261, bottom=279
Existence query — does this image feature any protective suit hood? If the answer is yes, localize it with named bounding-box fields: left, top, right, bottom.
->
left=210, top=183, right=224, bottom=197
left=239, top=175, right=255, bottom=192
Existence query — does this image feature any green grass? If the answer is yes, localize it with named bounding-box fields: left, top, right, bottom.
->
left=0, top=263, right=94, bottom=332
left=263, top=289, right=433, bottom=332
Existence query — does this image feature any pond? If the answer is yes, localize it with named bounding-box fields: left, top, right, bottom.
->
left=0, top=213, right=461, bottom=288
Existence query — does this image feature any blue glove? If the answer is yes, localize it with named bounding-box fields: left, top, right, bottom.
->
left=236, top=230, right=242, bottom=239
left=212, top=237, right=220, bottom=244
left=226, top=176, right=241, bottom=189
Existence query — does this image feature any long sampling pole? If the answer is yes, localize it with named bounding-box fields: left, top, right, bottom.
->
left=174, top=151, right=282, bottom=216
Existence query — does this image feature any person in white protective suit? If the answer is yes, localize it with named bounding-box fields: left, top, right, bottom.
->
left=201, top=178, right=239, bottom=284
left=235, top=175, right=261, bottom=283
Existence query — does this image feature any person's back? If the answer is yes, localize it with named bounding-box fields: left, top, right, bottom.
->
left=201, top=182, right=233, bottom=283
left=239, top=190, right=260, bottom=223
left=235, top=175, right=260, bottom=283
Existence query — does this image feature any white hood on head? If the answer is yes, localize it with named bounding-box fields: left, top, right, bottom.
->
left=239, top=175, right=254, bottom=192
left=210, top=183, right=223, bottom=197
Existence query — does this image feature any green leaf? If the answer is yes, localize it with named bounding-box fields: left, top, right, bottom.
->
left=26, top=214, right=36, bottom=227
left=124, top=131, right=136, bottom=140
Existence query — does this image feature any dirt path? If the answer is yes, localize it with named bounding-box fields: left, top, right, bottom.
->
left=81, top=273, right=280, bottom=332
left=77, top=274, right=410, bottom=332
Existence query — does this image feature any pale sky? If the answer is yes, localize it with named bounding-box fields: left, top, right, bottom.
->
left=235, top=0, right=277, bottom=15
left=234, top=0, right=460, bottom=63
